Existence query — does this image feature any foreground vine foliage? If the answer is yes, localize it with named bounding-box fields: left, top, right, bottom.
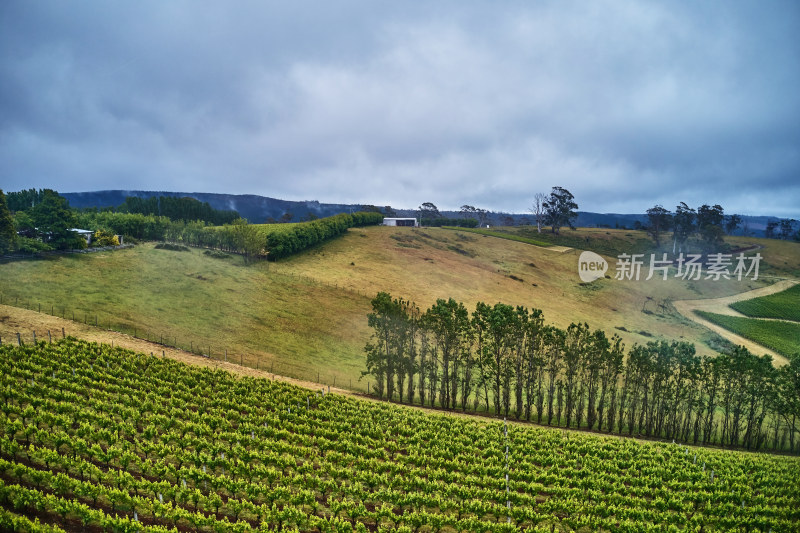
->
left=1, top=339, right=798, bottom=532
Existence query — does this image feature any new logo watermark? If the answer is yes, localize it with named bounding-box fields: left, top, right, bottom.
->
left=578, top=251, right=608, bottom=282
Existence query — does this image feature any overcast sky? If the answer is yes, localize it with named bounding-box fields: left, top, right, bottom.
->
left=1, top=1, right=799, bottom=216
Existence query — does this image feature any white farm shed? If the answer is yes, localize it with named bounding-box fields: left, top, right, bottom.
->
left=70, top=229, right=94, bottom=245
left=382, top=218, right=418, bottom=227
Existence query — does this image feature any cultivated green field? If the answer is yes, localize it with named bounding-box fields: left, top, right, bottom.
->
left=695, top=310, right=800, bottom=357
left=730, top=283, right=800, bottom=322
left=2, top=339, right=799, bottom=532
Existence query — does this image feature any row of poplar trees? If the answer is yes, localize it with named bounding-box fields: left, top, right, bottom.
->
left=363, top=292, right=800, bottom=453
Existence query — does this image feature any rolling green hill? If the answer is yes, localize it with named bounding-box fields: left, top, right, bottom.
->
left=1, top=227, right=798, bottom=388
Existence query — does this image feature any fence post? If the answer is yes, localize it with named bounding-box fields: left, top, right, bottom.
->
left=62, top=328, right=65, bottom=339
left=225, top=349, right=227, bottom=362
left=48, top=331, right=51, bottom=344
left=32, top=331, right=36, bottom=344
left=17, top=333, right=21, bottom=346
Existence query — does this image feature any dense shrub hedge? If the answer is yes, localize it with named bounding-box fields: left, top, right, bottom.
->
left=76, top=210, right=384, bottom=261
left=266, top=211, right=385, bottom=260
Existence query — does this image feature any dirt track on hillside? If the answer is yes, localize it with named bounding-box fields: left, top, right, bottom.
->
left=673, top=279, right=798, bottom=364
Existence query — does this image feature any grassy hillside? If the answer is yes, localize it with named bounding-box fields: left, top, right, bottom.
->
left=1, top=227, right=798, bottom=389
left=502, top=226, right=655, bottom=257
left=270, top=226, right=795, bottom=354
left=0, top=245, right=371, bottom=387
left=442, top=227, right=553, bottom=248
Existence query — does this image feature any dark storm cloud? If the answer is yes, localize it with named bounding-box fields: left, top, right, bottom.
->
left=1, top=1, right=798, bottom=216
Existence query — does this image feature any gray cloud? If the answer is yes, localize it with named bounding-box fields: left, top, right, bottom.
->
left=1, top=0, right=798, bottom=216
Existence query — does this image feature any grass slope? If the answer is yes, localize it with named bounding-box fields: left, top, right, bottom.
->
left=442, top=226, right=553, bottom=247
left=1, top=228, right=798, bottom=390
left=0, top=245, right=370, bottom=387
left=729, top=283, right=800, bottom=322
left=507, top=226, right=654, bottom=257
left=272, top=227, right=790, bottom=353
left=695, top=310, right=800, bottom=357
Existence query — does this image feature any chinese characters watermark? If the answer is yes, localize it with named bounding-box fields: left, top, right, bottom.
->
left=611, top=252, right=761, bottom=281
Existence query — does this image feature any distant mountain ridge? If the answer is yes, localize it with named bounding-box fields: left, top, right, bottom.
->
left=62, top=190, right=369, bottom=224
left=62, top=190, right=778, bottom=236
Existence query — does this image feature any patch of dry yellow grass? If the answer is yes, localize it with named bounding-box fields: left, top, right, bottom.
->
left=277, top=226, right=796, bottom=358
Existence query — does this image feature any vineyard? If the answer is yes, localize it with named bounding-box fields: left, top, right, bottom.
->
left=694, top=311, right=800, bottom=358
left=729, top=283, right=800, bottom=322
left=2, top=339, right=799, bottom=532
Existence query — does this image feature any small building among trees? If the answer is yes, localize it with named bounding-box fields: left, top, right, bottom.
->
left=70, top=229, right=94, bottom=246
left=383, top=218, right=418, bottom=227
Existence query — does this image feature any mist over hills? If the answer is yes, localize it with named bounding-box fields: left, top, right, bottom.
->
left=62, top=190, right=366, bottom=225
left=62, top=190, right=777, bottom=235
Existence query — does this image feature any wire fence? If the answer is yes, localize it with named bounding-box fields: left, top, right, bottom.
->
left=0, top=298, right=368, bottom=394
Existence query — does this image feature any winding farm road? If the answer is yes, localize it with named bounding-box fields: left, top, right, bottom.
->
left=673, top=279, right=799, bottom=365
